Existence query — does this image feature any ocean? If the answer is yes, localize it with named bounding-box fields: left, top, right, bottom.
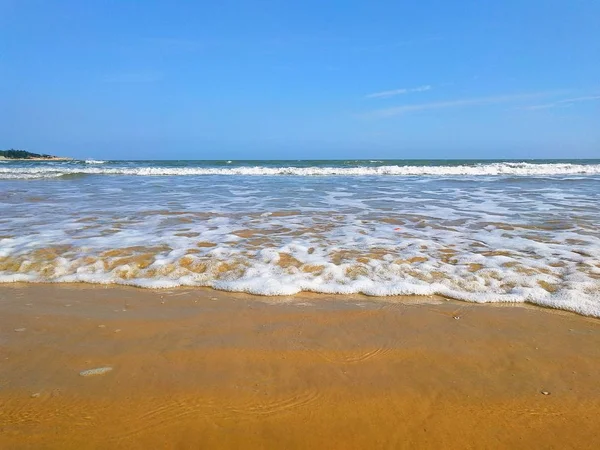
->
left=1, top=159, right=599, bottom=317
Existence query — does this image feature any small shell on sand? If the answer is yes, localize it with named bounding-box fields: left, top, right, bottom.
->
left=14, top=328, right=26, bottom=332
left=541, top=391, right=550, bottom=395
left=79, top=367, right=113, bottom=377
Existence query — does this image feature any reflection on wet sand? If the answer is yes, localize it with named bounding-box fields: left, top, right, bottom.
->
left=1, top=284, right=600, bottom=449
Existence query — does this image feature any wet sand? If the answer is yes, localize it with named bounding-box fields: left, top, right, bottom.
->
left=1, top=284, right=599, bottom=449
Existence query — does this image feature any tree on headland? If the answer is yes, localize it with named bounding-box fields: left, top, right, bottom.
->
left=0, top=149, right=54, bottom=159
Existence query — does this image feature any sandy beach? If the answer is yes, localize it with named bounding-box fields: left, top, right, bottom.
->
left=1, top=284, right=599, bottom=449
left=4, top=0, right=599, bottom=448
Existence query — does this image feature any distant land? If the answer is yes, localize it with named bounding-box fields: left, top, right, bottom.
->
left=0, top=149, right=71, bottom=161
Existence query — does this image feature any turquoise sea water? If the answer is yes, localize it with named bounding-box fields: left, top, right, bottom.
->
left=1, top=159, right=599, bottom=316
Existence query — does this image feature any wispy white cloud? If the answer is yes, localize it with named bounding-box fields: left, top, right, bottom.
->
left=366, top=85, right=431, bottom=99
left=103, top=71, right=164, bottom=83
left=364, top=91, right=561, bottom=118
left=519, top=95, right=600, bottom=110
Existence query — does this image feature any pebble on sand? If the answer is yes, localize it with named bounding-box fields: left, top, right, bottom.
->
left=14, top=328, right=26, bottom=332
left=79, top=367, right=113, bottom=377
left=541, top=391, right=551, bottom=395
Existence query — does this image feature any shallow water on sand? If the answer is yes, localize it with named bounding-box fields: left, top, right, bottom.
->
left=1, top=159, right=600, bottom=316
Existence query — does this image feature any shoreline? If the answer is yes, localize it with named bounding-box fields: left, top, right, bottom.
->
left=1, top=283, right=599, bottom=448
left=0, top=279, right=596, bottom=319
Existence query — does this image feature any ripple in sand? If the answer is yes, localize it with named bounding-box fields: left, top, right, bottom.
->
left=108, top=388, right=321, bottom=442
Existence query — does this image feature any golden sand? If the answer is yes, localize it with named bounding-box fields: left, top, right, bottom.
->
left=1, top=284, right=600, bottom=449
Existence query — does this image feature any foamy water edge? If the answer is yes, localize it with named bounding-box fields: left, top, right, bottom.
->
left=2, top=160, right=599, bottom=318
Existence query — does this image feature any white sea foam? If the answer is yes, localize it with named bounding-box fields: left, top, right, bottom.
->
left=1, top=162, right=599, bottom=317
left=1, top=162, right=600, bottom=179
left=84, top=159, right=106, bottom=164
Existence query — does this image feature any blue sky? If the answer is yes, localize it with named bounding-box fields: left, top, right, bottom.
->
left=1, top=0, right=599, bottom=159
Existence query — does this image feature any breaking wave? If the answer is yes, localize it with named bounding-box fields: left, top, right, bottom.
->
left=2, top=162, right=600, bottom=179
